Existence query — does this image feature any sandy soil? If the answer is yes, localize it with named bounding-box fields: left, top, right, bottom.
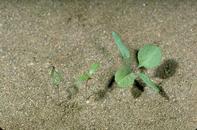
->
left=0, top=0, right=197, bottom=130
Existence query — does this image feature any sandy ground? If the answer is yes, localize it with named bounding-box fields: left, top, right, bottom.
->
left=0, top=0, right=197, bottom=130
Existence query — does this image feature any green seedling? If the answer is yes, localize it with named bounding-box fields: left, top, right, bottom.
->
left=50, top=66, right=63, bottom=87
left=75, top=63, right=100, bottom=87
left=112, top=32, right=162, bottom=92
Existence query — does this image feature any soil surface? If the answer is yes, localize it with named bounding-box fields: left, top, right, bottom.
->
left=0, top=0, right=197, bottom=130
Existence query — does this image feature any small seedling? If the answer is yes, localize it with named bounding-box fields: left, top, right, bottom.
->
left=75, top=63, right=100, bottom=87
left=112, top=32, right=162, bottom=92
left=50, top=66, right=63, bottom=87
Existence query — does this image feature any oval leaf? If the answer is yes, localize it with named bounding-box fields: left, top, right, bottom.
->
left=117, top=73, right=137, bottom=88
left=138, top=44, right=162, bottom=69
left=115, top=65, right=136, bottom=88
left=115, top=65, right=131, bottom=82
left=139, top=72, right=160, bottom=92
left=112, top=32, right=131, bottom=63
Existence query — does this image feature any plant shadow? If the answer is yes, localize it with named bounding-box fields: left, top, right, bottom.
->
left=158, top=85, right=170, bottom=100
left=131, top=81, right=170, bottom=100
left=106, top=75, right=115, bottom=91
left=155, top=59, right=178, bottom=79
left=134, top=49, right=139, bottom=65
left=94, top=89, right=107, bottom=101
left=66, top=85, right=79, bottom=99
left=94, top=75, right=115, bottom=101
left=131, top=80, right=145, bottom=98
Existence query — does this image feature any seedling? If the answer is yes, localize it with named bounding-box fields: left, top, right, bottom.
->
left=75, top=63, right=100, bottom=87
left=112, top=32, right=162, bottom=92
left=50, top=66, right=63, bottom=87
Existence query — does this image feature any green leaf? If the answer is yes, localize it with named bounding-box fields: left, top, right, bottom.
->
left=138, top=44, right=162, bottom=69
left=75, top=63, right=100, bottom=87
left=78, top=73, right=90, bottom=82
left=76, top=72, right=90, bottom=86
left=112, top=32, right=131, bottom=62
left=117, top=73, right=137, bottom=88
left=50, top=67, right=63, bottom=87
left=115, top=65, right=136, bottom=88
left=139, top=72, right=160, bottom=92
left=88, top=63, right=100, bottom=76
left=115, top=65, right=131, bottom=81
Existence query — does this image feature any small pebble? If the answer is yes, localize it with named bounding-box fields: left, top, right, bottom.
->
left=143, top=3, right=147, bottom=6
left=86, top=100, right=90, bottom=104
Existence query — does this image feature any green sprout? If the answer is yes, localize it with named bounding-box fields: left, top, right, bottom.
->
left=112, top=32, right=162, bottom=92
left=50, top=66, right=63, bottom=87
left=75, top=63, right=100, bottom=87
